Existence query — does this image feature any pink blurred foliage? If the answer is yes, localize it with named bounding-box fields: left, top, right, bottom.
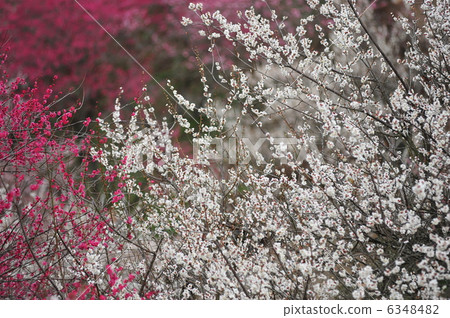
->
left=1, top=0, right=153, bottom=104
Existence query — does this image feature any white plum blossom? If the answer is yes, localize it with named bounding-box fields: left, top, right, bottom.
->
left=91, top=0, right=450, bottom=300
left=412, top=179, right=428, bottom=201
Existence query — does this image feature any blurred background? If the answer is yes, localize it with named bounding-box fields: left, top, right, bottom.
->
left=0, top=0, right=312, bottom=117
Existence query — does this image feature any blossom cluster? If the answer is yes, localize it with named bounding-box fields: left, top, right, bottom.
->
left=1, top=0, right=449, bottom=299
left=88, top=0, right=450, bottom=299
